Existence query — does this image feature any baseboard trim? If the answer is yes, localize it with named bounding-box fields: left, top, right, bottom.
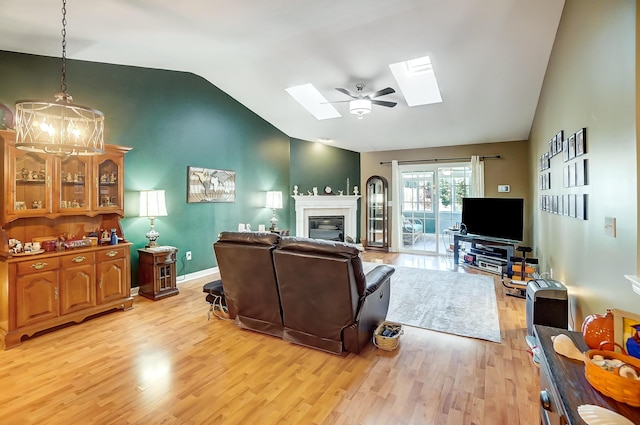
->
left=132, top=267, right=219, bottom=296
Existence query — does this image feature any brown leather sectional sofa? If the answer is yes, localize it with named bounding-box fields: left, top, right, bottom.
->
left=213, top=231, right=395, bottom=355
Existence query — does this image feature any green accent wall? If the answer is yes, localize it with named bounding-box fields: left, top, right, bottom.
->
left=0, top=51, right=360, bottom=285
left=289, top=138, right=361, bottom=239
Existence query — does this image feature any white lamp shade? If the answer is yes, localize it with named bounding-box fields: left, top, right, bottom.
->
left=265, top=191, right=283, bottom=209
left=140, top=190, right=168, bottom=217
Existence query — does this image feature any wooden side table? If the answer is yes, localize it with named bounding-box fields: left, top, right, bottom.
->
left=138, top=247, right=179, bottom=300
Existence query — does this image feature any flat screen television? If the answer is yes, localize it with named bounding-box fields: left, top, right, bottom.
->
left=461, top=197, right=524, bottom=242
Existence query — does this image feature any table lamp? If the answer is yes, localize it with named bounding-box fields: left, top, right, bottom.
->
left=265, top=191, right=283, bottom=231
left=140, top=190, right=168, bottom=247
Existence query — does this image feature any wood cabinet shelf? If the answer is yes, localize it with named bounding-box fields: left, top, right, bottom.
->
left=365, top=175, right=388, bottom=251
left=0, top=129, right=133, bottom=349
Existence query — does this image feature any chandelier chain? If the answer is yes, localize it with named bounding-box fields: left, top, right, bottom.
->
left=60, top=0, right=68, bottom=96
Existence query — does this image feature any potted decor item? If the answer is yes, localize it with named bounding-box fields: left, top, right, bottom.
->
left=582, top=309, right=615, bottom=350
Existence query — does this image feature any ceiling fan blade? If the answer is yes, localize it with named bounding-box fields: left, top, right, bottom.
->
left=371, top=99, right=397, bottom=108
left=368, top=87, right=395, bottom=98
left=335, top=87, right=360, bottom=98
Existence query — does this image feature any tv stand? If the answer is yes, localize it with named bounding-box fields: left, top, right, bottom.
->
left=453, top=233, right=516, bottom=275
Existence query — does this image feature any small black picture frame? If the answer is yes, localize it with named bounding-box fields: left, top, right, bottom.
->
left=576, top=127, right=587, bottom=156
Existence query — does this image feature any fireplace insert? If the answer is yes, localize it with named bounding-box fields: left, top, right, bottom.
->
left=309, top=216, right=344, bottom=241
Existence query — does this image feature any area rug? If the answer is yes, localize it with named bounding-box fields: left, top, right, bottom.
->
left=363, top=262, right=501, bottom=343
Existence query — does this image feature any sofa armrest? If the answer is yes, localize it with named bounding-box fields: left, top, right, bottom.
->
left=364, top=265, right=395, bottom=296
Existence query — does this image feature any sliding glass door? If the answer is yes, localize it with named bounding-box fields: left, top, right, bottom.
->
left=399, top=163, right=471, bottom=254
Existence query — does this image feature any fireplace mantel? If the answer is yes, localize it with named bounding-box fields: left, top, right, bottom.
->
left=292, top=195, right=360, bottom=239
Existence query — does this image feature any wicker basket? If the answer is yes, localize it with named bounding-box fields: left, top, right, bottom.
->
left=585, top=347, right=640, bottom=407
left=373, top=321, right=403, bottom=351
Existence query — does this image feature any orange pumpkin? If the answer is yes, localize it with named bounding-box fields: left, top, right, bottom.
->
left=581, top=309, right=615, bottom=350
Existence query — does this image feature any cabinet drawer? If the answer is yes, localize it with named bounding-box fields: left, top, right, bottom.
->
left=154, top=252, right=176, bottom=265
left=97, top=247, right=126, bottom=261
left=61, top=252, right=96, bottom=268
left=16, top=257, right=60, bottom=275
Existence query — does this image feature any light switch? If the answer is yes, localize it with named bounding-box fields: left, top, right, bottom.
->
left=498, top=185, right=510, bottom=193
left=604, top=216, right=616, bottom=237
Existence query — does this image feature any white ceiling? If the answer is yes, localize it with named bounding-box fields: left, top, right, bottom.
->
left=0, top=0, right=565, bottom=153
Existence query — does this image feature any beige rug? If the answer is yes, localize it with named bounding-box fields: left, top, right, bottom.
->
left=363, top=262, right=501, bottom=343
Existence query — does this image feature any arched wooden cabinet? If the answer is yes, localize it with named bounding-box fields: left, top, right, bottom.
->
left=365, top=175, right=388, bottom=251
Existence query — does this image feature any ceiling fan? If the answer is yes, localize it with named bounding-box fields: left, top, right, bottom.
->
left=333, top=83, right=397, bottom=119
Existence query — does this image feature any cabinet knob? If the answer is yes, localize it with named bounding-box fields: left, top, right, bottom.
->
left=106, top=251, right=118, bottom=257
left=72, top=256, right=86, bottom=263
left=30, top=262, right=48, bottom=270
left=540, top=390, right=551, bottom=411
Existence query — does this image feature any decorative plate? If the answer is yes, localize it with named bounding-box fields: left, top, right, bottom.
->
left=12, top=249, right=45, bottom=256
left=577, top=405, right=634, bottom=425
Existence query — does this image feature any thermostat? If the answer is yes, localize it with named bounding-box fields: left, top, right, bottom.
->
left=498, top=185, right=510, bottom=193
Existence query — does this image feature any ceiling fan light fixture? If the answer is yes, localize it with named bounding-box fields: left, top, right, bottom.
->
left=349, top=99, right=372, bottom=119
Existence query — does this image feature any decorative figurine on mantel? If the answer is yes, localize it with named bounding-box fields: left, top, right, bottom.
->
left=293, top=185, right=299, bottom=196
left=353, top=186, right=359, bottom=195
left=313, top=187, right=318, bottom=196
left=338, top=190, right=344, bottom=196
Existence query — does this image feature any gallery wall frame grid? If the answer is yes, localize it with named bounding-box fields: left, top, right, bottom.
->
left=538, top=127, right=588, bottom=220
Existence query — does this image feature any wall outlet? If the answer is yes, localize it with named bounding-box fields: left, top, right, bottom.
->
left=497, top=184, right=510, bottom=193
left=186, top=251, right=192, bottom=261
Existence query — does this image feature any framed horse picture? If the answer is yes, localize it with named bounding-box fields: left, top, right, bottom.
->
left=187, top=166, right=236, bottom=203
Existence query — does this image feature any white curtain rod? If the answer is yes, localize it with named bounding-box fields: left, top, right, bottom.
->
left=379, top=154, right=500, bottom=165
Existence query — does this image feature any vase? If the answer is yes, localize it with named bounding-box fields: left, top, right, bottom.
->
left=581, top=309, right=615, bottom=350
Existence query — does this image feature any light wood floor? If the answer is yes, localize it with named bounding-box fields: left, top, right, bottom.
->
left=0, top=252, right=539, bottom=425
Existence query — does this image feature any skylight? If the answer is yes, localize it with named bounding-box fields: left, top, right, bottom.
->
left=389, top=56, right=442, bottom=107
left=285, top=83, right=342, bottom=120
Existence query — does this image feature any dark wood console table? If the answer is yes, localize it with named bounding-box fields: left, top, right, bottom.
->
left=534, top=325, right=640, bottom=424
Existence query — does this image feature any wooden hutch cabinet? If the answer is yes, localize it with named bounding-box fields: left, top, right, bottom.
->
left=0, top=129, right=133, bottom=349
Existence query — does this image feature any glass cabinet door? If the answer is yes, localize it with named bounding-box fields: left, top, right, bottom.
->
left=59, top=156, right=90, bottom=213
left=11, top=149, right=53, bottom=217
left=366, top=175, right=388, bottom=251
left=94, top=154, right=124, bottom=213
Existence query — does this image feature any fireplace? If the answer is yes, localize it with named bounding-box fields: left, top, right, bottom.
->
left=292, top=195, right=360, bottom=240
left=309, top=216, right=344, bottom=241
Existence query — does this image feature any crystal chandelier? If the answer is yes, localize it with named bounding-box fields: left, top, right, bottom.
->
left=14, top=0, right=104, bottom=156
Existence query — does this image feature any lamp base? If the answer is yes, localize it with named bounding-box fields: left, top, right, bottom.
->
left=145, top=218, right=160, bottom=247
left=269, top=213, right=278, bottom=231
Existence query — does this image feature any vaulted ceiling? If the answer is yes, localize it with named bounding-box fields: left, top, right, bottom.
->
left=0, top=0, right=565, bottom=152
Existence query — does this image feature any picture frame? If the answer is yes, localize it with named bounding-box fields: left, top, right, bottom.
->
left=576, top=158, right=588, bottom=186
left=562, top=138, right=569, bottom=162
left=576, top=194, right=587, bottom=220
left=556, top=130, right=564, bottom=153
left=568, top=163, right=576, bottom=187
left=187, top=166, right=236, bottom=203
left=576, top=128, right=586, bottom=156
left=613, top=309, right=640, bottom=354
left=568, top=134, right=576, bottom=160
left=568, top=194, right=576, bottom=218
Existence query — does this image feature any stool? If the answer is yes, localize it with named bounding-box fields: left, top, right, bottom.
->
left=203, top=280, right=228, bottom=320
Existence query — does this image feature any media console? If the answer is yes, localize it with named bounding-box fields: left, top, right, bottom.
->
left=452, top=233, right=517, bottom=275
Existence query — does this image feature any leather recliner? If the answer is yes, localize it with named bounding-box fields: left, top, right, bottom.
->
left=213, top=231, right=284, bottom=337
left=273, top=237, right=395, bottom=355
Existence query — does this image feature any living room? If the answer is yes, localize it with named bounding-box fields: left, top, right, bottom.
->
left=0, top=0, right=637, bottom=424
